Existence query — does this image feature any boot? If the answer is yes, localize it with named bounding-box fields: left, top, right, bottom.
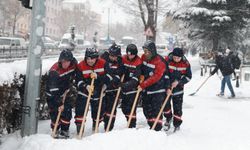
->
left=164, top=121, right=171, bottom=131
left=228, top=94, right=235, bottom=99
left=76, top=125, right=81, bottom=135
left=173, top=126, right=180, bottom=132
left=92, top=122, right=96, bottom=132
left=52, top=129, right=60, bottom=138
left=59, top=130, right=69, bottom=138
left=216, top=93, right=224, bottom=97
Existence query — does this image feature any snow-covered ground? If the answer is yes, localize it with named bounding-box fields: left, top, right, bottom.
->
left=0, top=53, right=84, bottom=85
left=1, top=56, right=250, bottom=150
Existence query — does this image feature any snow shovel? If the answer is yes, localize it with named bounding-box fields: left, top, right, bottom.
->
left=127, top=88, right=142, bottom=128
left=106, top=75, right=125, bottom=132
left=189, top=75, right=211, bottom=96
left=236, top=75, right=239, bottom=88
left=52, top=89, right=70, bottom=138
left=94, top=85, right=106, bottom=133
left=151, top=88, right=172, bottom=130
left=78, top=78, right=95, bottom=139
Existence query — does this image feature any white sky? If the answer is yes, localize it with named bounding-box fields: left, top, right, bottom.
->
left=92, top=0, right=128, bottom=24
left=67, top=0, right=128, bottom=24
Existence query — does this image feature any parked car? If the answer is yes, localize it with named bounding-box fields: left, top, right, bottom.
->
left=156, top=44, right=171, bottom=57
left=119, top=36, right=136, bottom=48
left=83, top=40, right=91, bottom=47
left=42, top=36, right=57, bottom=49
left=58, top=33, right=86, bottom=50
left=98, top=36, right=115, bottom=54
left=0, top=37, right=26, bottom=49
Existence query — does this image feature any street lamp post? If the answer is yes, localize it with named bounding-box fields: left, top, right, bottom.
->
left=21, top=0, right=45, bottom=137
left=107, top=7, right=110, bottom=45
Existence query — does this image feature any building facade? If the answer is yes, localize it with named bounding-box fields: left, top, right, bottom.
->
left=4, top=0, right=101, bottom=41
left=15, top=0, right=64, bottom=40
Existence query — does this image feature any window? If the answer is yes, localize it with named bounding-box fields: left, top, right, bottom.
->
left=77, top=39, right=84, bottom=45
left=14, top=40, right=21, bottom=46
left=0, top=39, right=11, bottom=45
left=61, top=39, right=69, bottom=44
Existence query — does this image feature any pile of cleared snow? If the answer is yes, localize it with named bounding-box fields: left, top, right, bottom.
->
left=0, top=60, right=28, bottom=84
left=0, top=54, right=87, bottom=85
left=0, top=58, right=57, bottom=85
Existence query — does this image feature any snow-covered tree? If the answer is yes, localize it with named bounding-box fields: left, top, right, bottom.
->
left=166, top=0, right=250, bottom=51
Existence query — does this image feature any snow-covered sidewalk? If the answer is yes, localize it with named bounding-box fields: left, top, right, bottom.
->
left=1, top=56, right=250, bottom=150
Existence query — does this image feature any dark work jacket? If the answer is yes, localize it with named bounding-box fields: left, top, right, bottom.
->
left=140, top=54, right=169, bottom=95
left=101, top=51, right=124, bottom=91
left=121, top=55, right=142, bottom=94
left=165, top=54, right=192, bottom=96
left=211, top=54, right=234, bottom=76
left=76, top=58, right=107, bottom=100
left=46, top=60, right=77, bottom=106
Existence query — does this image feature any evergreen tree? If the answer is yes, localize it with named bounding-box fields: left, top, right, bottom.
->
left=168, top=0, right=250, bottom=51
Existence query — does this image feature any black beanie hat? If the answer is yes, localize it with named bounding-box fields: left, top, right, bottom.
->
left=59, top=49, right=73, bottom=62
left=126, top=44, right=138, bottom=55
left=142, top=40, right=157, bottom=57
left=172, top=48, right=184, bottom=57
left=109, top=43, right=121, bottom=56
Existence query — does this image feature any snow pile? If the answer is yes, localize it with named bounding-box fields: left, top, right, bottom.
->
left=0, top=58, right=57, bottom=85
left=0, top=55, right=84, bottom=85
left=212, top=16, right=231, bottom=22
left=0, top=60, right=28, bottom=84
left=206, top=0, right=227, bottom=4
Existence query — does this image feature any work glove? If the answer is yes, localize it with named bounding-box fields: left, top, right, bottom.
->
left=90, top=72, right=97, bottom=79
left=112, top=76, right=121, bottom=88
left=166, top=88, right=172, bottom=96
left=86, top=85, right=94, bottom=93
left=171, top=80, right=179, bottom=88
left=137, top=86, right=143, bottom=92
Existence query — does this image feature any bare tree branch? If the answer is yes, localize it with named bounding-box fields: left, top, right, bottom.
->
left=114, top=0, right=141, bottom=17
left=154, top=0, right=158, bottom=29
left=113, top=0, right=167, bottom=42
left=138, top=0, right=146, bottom=26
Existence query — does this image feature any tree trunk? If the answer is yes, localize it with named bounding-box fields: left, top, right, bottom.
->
left=145, top=0, right=156, bottom=42
left=12, top=14, right=17, bottom=36
left=1, top=23, right=6, bottom=35
left=212, top=36, right=219, bottom=51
